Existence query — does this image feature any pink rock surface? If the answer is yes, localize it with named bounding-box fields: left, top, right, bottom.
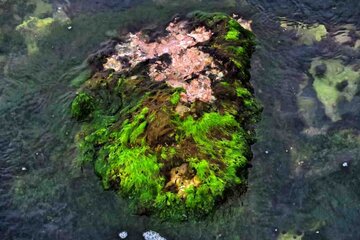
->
left=103, top=19, right=225, bottom=103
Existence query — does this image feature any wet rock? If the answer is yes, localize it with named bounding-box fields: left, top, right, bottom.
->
left=314, top=63, right=327, bottom=77
left=335, top=80, right=348, bottom=91
left=309, top=58, right=360, bottom=122
left=143, top=230, right=166, bottom=240
left=280, top=20, right=327, bottom=45
left=342, top=162, right=349, bottom=168
left=71, top=12, right=260, bottom=220
left=118, top=231, right=128, bottom=239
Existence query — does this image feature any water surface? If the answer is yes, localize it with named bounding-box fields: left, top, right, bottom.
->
left=1, top=0, right=360, bottom=239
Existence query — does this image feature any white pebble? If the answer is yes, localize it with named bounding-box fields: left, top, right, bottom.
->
left=118, top=231, right=128, bottom=239
left=265, top=150, right=269, bottom=154
left=342, top=162, right=348, bottom=167
left=67, top=26, right=73, bottom=30
left=21, top=167, right=27, bottom=171
left=143, top=230, right=167, bottom=240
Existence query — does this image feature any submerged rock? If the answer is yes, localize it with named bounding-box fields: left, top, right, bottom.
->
left=309, top=58, right=360, bottom=122
left=71, top=12, right=261, bottom=220
left=280, top=19, right=327, bottom=45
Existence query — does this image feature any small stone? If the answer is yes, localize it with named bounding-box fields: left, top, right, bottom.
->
left=118, top=231, right=128, bottom=239
left=67, top=26, right=73, bottom=30
left=342, top=162, right=349, bottom=168
left=265, top=150, right=269, bottom=154
left=314, top=64, right=327, bottom=77
left=315, top=230, right=320, bottom=234
left=143, top=230, right=166, bottom=240
left=285, top=149, right=289, bottom=153
left=335, top=80, right=348, bottom=92
left=21, top=167, right=27, bottom=171
left=175, top=104, right=190, bottom=118
left=274, top=228, right=278, bottom=232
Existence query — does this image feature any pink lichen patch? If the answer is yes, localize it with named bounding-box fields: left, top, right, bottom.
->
left=182, top=76, right=215, bottom=103
left=149, top=47, right=214, bottom=81
left=103, top=20, right=225, bottom=103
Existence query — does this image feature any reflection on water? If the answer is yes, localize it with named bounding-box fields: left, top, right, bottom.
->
left=1, top=0, right=360, bottom=239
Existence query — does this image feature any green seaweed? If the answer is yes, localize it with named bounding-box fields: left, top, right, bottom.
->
left=71, top=92, right=96, bottom=120
left=170, top=91, right=181, bottom=105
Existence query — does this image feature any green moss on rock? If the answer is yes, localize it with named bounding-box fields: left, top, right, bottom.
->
left=71, top=13, right=260, bottom=220
left=71, top=92, right=96, bottom=120
left=170, top=90, right=182, bottom=105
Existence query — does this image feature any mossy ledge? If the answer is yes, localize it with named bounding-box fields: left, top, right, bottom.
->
left=71, top=12, right=261, bottom=220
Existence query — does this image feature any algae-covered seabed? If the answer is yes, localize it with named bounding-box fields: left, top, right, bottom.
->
left=1, top=0, right=360, bottom=239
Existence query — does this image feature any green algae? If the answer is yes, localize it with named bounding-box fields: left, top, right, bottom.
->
left=278, top=232, right=303, bottom=240
left=236, top=87, right=251, bottom=98
left=16, top=16, right=54, bottom=55
left=28, top=0, right=53, bottom=17
left=170, top=90, right=182, bottom=105
left=71, top=92, right=96, bottom=120
left=309, top=58, right=360, bottom=122
left=71, top=67, right=93, bottom=87
left=71, top=13, right=260, bottom=220
left=280, top=19, right=327, bottom=45
left=225, top=19, right=242, bottom=41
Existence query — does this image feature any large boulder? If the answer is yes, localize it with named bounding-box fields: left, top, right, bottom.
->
left=71, top=12, right=261, bottom=220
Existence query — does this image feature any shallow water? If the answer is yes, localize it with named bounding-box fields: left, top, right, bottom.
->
left=1, top=0, right=360, bottom=239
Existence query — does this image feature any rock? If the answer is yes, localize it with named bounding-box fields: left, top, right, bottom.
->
left=71, top=12, right=260, bottom=220
left=118, top=231, right=128, bottom=239
left=335, top=80, right=348, bottom=91
left=143, top=231, right=166, bottom=240
left=280, top=20, right=327, bottom=45
left=314, top=63, right=327, bottom=77
left=309, top=58, right=360, bottom=122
